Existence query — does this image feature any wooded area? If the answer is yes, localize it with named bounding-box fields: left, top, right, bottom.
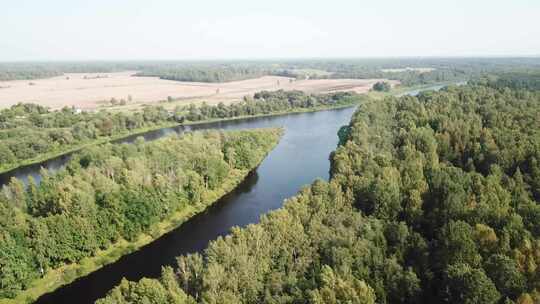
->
left=0, top=128, right=281, bottom=299
left=0, top=90, right=358, bottom=173
left=97, top=82, right=540, bottom=304
left=135, top=66, right=268, bottom=83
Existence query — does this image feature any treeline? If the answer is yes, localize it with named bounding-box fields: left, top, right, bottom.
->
left=3, top=58, right=540, bottom=84
left=0, top=91, right=359, bottom=173
left=372, top=81, right=391, bottom=92
left=0, top=128, right=282, bottom=298
left=273, top=57, right=540, bottom=86
left=274, top=67, right=465, bottom=87
left=135, top=66, right=269, bottom=83
left=175, top=90, right=360, bottom=122
left=475, top=71, right=540, bottom=91
left=0, top=62, right=134, bottom=81
left=0, top=66, right=63, bottom=81
left=0, top=104, right=174, bottom=173
left=98, top=83, right=540, bottom=304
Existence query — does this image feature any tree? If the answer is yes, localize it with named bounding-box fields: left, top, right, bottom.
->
left=5, top=177, right=26, bottom=211
left=310, top=266, right=376, bottom=304
left=437, top=221, right=482, bottom=268
left=484, top=254, right=526, bottom=298
left=441, top=263, right=500, bottom=304
left=0, top=145, right=16, bottom=164
left=372, top=81, right=391, bottom=92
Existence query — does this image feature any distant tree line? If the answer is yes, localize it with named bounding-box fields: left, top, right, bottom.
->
left=3, top=58, right=540, bottom=85
left=135, top=66, right=269, bottom=83
left=0, top=68, right=63, bottom=81
left=97, top=82, right=540, bottom=304
left=173, top=90, right=360, bottom=122
left=473, top=71, right=540, bottom=91
left=0, top=128, right=281, bottom=298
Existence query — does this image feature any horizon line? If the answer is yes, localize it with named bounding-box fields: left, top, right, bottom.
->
left=1, top=54, right=540, bottom=64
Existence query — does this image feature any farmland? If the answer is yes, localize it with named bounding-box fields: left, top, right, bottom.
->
left=0, top=71, right=394, bottom=110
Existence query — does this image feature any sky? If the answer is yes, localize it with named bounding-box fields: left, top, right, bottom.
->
left=1, top=0, right=540, bottom=61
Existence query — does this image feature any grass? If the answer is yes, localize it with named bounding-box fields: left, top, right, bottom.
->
left=0, top=166, right=268, bottom=304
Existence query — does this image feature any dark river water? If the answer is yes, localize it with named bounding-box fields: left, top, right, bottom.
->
left=17, top=107, right=356, bottom=304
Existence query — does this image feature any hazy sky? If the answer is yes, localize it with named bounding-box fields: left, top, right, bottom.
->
left=2, top=0, right=539, bottom=61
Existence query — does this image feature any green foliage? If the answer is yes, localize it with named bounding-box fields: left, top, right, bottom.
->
left=98, top=83, right=540, bottom=304
left=330, top=83, right=540, bottom=302
left=475, top=71, right=540, bottom=91
left=337, top=125, right=351, bottom=147
left=372, top=81, right=391, bottom=92
left=95, top=273, right=196, bottom=304
left=135, top=65, right=268, bottom=82
left=0, top=128, right=281, bottom=298
left=442, top=263, right=500, bottom=304
left=0, top=91, right=357, bottom=173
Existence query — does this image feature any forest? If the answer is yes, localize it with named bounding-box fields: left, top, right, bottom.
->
left=0, top=128, right=282, bottom=299
left=0, top=90, right=358, bottom=173
left=97, top=82, right=540, bottom=304
left=475, top=71, right=540, bottom=91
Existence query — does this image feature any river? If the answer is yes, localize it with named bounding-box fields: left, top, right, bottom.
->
left=25, top=106, right=356, bottom=304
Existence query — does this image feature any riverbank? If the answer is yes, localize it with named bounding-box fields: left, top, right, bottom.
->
left=1, top=131, right=281, bottom=304
left=26, top=105, right=357, bottom=304
left=0, top=102, right=357, bottom=178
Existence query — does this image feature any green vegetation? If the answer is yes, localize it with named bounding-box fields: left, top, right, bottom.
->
left=135, top=65, right=268, bottom=82
left=474, top=71, right=540, bottom=91
left=0, top=90, right=360, bottom=174
left=0, top=62, right=133, bottom=81
left=372, top=81, right=391, bottom=92
left=98, top=82, right=540, bottom=304
left=0, top=128, right=282, bottom=301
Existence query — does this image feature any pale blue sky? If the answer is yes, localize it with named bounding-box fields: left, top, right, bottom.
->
left=1, top=0, right=539, bottom=61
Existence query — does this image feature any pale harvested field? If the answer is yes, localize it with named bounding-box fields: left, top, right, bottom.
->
left=0, top=71, right=396, bottom=110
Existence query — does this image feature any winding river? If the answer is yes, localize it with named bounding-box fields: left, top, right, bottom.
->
left=17, top=107, right=355, bottom=304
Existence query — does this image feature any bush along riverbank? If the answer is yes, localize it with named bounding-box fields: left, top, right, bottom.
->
left=0, top=128, right=282, bottom=303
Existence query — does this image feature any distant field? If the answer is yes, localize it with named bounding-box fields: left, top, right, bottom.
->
left=0, top=71, right=396, bottom=110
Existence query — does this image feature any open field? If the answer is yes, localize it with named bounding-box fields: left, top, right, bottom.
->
left=0, top=71, right=396, bottom=110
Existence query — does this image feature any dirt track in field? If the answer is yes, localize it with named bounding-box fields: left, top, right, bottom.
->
left=0, top=71, right=396, bottom=110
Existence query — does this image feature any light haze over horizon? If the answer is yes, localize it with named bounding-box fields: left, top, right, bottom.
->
left=2, top=0, right=540, bottom=62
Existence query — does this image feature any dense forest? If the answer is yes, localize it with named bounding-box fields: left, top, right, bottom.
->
left=474, top=71, right=540, bottom=91
left=0, top=90, right=358, bottom=173
left=97, top=83, right=540, bottom=304
left=0, top=128, right=282, bottom=299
